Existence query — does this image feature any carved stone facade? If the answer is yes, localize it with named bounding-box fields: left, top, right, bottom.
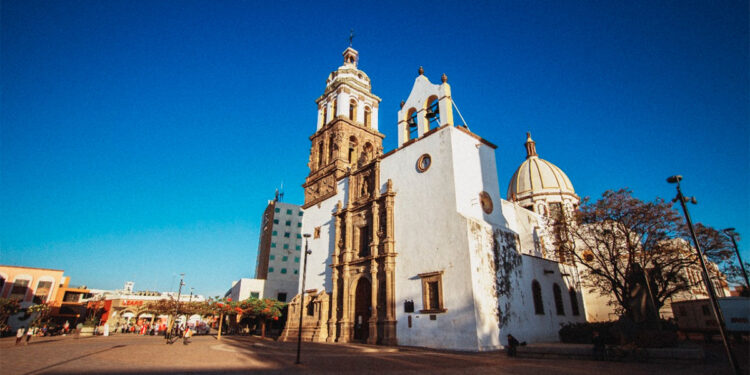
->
left=328, top=172, right=396, bottom=345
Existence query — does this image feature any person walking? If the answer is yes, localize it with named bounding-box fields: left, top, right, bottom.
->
left=183, top=326, right=192, bottom=345
left=25, top=327, right=34, bottom=345
left=63, top=320, right=70, bottom=335
left=506, top=334, right=520, bottom=357
left=16, top=327, right=25, bottom=345
left=103, top=323, right=110, bottom=337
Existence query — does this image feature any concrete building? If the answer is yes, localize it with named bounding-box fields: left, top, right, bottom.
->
left=279, top=47, right=587, bottom=351
left=253, top=199, right=304, bottom=302
left=0, top=265, right=66, bottom=331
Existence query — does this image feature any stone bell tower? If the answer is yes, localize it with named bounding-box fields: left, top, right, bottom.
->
left=303, top=47, right=384, bottom=208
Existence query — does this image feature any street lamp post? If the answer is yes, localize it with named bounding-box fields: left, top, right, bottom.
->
left=295, top=233, right=312, bottom=365
left=722, top=228, right=749, bottom=292
left=167, top=274, right=185, bottom=344
left=667, top=175, right=740, bottom=375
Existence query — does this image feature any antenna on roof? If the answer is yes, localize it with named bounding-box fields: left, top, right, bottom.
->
left=279, top=182, right=285, bottom=202
left=274, top=189, right=279, bottom=202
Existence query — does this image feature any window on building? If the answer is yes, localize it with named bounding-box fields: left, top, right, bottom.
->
left=269, top=267, right=274, bottom=273
left=314, top=227, right=321, bottom=239
left=284, top=232, right=290, bottom=238
left=285, top=220, right=291, bottom=226
left=297, top=222, right=302, bottom=228
left=364, top=107, right=372, bottom=128
left=295, top=245, right=301, bottom=251
left=569, top=287, right=580, bottom=316
left=250, top=292, right=260, bottom=298
left=418, top=271, right=445, bottom=313
left=270, top=255, right=275, bottom=260
left=426, top=96, right=440, bottom=129
left=33, top=281, right=53, bottom=304
left=272, top=231, right=277, bottom=236
left=0, top=276, right=5, bottom=292
left=349, top=99, right=357, bottom=121
left=305, top=299, right=315, bottom=316
left=549, top=202, right=563, bottom=221
left=294, top=269, right=298, bottom=275
left=407, top=108, right=418, bottom=140
left=532, top=280, right=544, bottom=315
left=296, top=234, right=302, bottom=239
left=9, top=279, right=29, bottom=300
left=286, top=209, right=292, bottom=215
left=277, top=293, right=287, bottom=302
left=271, top=243, right=276, bottom=248
left=275, top=208, right=280, bottom=213
left=359, top=225, right=370, bottom=257
left=322, top=106, right=327, bottom=125
left=283, top=244, right=289, bottom=249
left=282, top=256, right=288, bottom=261
left=553, top=283, right=565, bottom=315
left=294, top=257, right=300, bottom=263
left=63, top=292, right=81, bottom=303
left=281, top=268, right=287, bottom=274
left=273, top=219, right=279, bottom=224
left=298, top=211, right=303, bottom=217
left=317, top=141, right=324, bottom=168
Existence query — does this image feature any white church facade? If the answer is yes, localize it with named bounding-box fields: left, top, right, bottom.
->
left=280, top=47, right=586, bottom=351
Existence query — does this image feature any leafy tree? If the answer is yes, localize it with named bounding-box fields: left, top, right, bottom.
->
left=27, top=303, right=51, bottom=328
left=558, top=189, right=724, bottom=320
left=0, top=298, right=21, bottom=332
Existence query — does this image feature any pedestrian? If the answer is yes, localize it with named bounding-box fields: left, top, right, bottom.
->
left=75, top=322, right=83, bottom=338
left=506, top=334, right=520, bottom=357
left=183, top=326, right=192, bottom=345
left=41, top=325, right=48, bottom=336
left=63, top=320, right=70, bottom=335
left=592, top=330, right=606, bottom=360
left=103, top=323, right=110, bottom=337
left=16, top=327, right=25, bottom=345
left=25, top=327, right=34, bottom=345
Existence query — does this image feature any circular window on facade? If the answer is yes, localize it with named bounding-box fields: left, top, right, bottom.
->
left=479, top=191, right=493, bottom=214
left=416, top=154, right=431, bottom=172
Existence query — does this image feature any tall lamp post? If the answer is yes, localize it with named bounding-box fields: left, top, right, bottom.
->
left=667, top=175, right=740, bottom=375
left=167, top=274, right=185, bottom=343
left=295, top=233, right=312, bottom=365
left=722, top=228, right=749, bottom=293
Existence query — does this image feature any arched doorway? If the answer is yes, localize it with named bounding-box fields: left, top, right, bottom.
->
left=353, top=277, right=371, bottom=342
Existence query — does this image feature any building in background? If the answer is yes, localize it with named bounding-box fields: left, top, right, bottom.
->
left=0, top=265, right=66, bottom=331
left=49, top=276, right=91, bottom=325
left=87, top=281, right=206, bottom=329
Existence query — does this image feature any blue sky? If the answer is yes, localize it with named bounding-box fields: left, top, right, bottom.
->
left=2, top=1, right=747, bottom=297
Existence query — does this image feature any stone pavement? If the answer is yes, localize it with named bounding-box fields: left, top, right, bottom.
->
left=0, top=334, right=746, bottom=375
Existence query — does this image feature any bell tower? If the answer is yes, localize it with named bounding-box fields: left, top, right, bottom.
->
left=303, top=47, right=384, bottom=208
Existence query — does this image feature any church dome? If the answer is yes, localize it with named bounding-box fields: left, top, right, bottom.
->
left=507, top=133, right=577, bottom=203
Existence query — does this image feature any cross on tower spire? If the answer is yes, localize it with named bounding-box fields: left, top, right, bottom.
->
left=349, top=29, right=355, bottom=47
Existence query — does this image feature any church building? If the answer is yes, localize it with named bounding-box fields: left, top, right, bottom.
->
left=280, top=46, right=586, bottom=351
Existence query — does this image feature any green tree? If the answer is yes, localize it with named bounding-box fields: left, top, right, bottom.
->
left=0, top=298, right=21, bottom=332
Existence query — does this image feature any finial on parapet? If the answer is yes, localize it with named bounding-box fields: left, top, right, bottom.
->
left=418, top=66, right=424, bottom=76
left=441, top=73, right=447, bottom=83
left=400, top=100, right=405, bottom=109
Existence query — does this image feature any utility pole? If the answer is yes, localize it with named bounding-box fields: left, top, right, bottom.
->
left=296, top=234, right=312, bottom=365
left=668, top=176, right=740, bottom=375
left=166, top=274, right=185, bottom=344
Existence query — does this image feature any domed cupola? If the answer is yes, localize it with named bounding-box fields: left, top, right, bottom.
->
left=507, top=132, right=579, bottom=218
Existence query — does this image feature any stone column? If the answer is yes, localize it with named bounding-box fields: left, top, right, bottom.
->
left=382, top=180, right=397, bottom=345
left=328, top=203, right=342, bottom=342
left=339, top=207, right=353, bottom=342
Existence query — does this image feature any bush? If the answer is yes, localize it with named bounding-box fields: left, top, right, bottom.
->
left=559, top=319, right=679, bottom=348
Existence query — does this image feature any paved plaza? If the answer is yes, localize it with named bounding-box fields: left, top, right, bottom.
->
left=0, top=334, right=746, bottom=375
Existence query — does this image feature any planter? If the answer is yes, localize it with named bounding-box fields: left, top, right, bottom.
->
left=80, top=326, right=95, bottom=336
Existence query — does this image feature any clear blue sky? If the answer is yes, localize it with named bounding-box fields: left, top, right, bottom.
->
left=2, top=1, right=747, bottom=298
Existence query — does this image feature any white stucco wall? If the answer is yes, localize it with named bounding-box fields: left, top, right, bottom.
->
left=300, top=178, right=349, bottom=294
left=380, top=125, right=480, bottom=350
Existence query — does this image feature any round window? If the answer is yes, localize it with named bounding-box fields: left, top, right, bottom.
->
left=416, top=154, right=431, bottom=172
left=479, top=191, right=493, bottom=214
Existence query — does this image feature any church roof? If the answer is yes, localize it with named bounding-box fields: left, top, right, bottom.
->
left=507, top=133, right=576, bottom=201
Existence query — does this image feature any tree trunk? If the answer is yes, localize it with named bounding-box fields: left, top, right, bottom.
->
left=217, top=312, right=224, bottom=340
left=261, top=319, right=266, bottom=339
